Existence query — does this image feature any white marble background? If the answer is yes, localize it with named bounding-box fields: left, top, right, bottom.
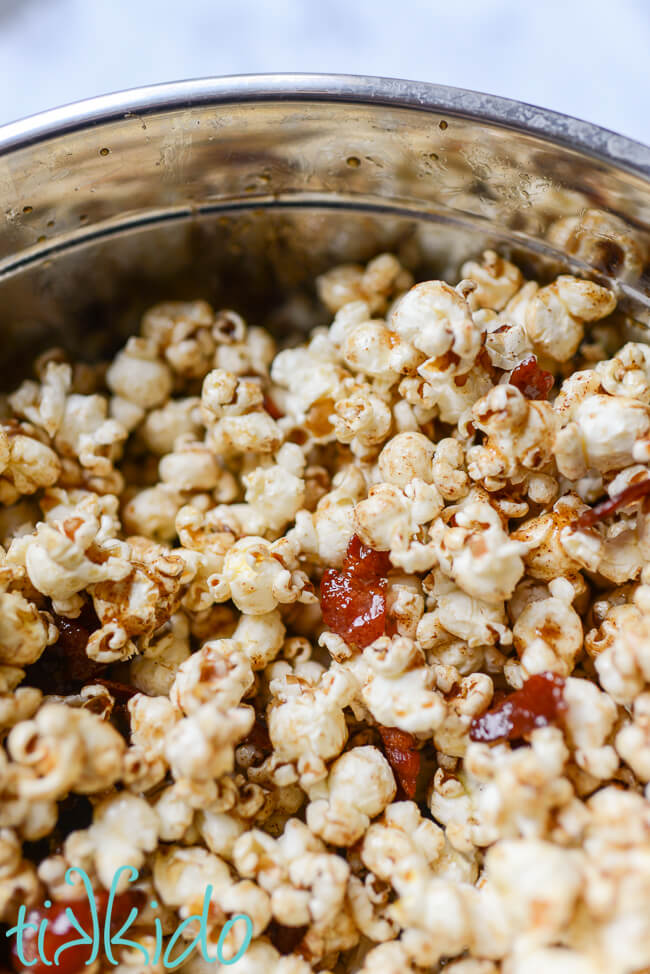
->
left=0, top=0, right=649, bottom=144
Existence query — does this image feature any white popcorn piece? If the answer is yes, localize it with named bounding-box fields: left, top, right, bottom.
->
left=306, top=746, right=396, bottom=845
left=555, top=392, right=650, bottom=478
left=615, top=692, right=650, bottom=781
left=461, top=251, right=524, bottom=311
left=106, top=337, right=173, bottom=409
left=209, top=536, right=314, bottom=615
left=354, top=480, right=442, bottom=571
left=507, top=275, right=616, bottom=363
left=0, top=589, right=56, bottom=665
left=267, top=664, right=357, bottom=785
left=431, top=490, right=528, bottom=604
left=8, top=703, right=125, bottom=799
left=513, top=578, right=584, bottom=677
left=66, top=792, right=159, bottom=892
left=0, top=423, right=61, bottom=505
left=390, top=280, right=484, bottom=374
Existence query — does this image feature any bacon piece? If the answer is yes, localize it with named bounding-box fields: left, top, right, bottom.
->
left=320, top=535, right=390, bottom=650
left=469, top=672, right=566, bottom=743
left=10, top=891, right=141, bottom=974
left=576, top=477, right=650, bottom=529
left=343, top=534, right=392, bottom=577
left=509, top=355, right=554, bottom=400
left=378, top=725, right=421, bottom=799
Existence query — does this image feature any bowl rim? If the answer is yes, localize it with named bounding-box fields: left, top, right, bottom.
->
left=0, top=72, right=648, bottom=179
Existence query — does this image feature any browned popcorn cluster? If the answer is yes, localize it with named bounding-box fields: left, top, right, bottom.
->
left=2, top=245, right=650, bottom=974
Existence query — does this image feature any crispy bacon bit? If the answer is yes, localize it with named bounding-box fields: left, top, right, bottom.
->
left=576, top=477, right=650, bottom=529
left=320, top=535, right=390, bottom=649
left=470, top=672, right=566, bottom=743
left=11, top=891, right=141, bottom=974
left=24, top=602, right=106, bottom=694
left=378, top=725, right=421, bottom=799
left=263, top=393, right=284, bottom=420
left=509, top=355, right=554, bottom=400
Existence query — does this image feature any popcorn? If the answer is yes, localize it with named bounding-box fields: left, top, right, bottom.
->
left=233, top=818, right=354, bottom=960
left=390, top=281, right=483, bottom=374
left=354, top=479, right=442, bottom=570
left=89, top=535, right=194, bottom=662
left=431, top=490, right=528, bottom=604
left=549, top=208, right=646, bottom=282
left=242, top=444, right=306, bottom=534
left=7, top=494, right=131, bottom=615
left=202, top=369, right=282, bottom=456
left=0, top=828, right=41, bottom=921
left=317, top=253, right=413, bottom=315
left=343, top=636, right=447, bottom=734
left=616, top=692, right=650, bottom=781
left=0, top=588, right=56, bottom=665
left=106, top=337, right=173, bottom=409
left=513, top=577, right=584, bottom=677
left=467, top=385, right=559, bottom=491
left=165, top=701, right=254, bottom=783
left=129, top=611, right=192, bottom=694
left=461, top=251, right=524, bottom=311
left=289, top=465, right=364, bottom=567
left=306, top=746, right=396, bottom=845
left=139, top=396, right=202, bottom=454
left=378, top=431, right=435, bottom=487
left=332, top=386, right=393, bottom=456
left=267, top=663, right=357, bottom=785
left=65, top=792, right=159, bottom=892
left=4, top=253, right=650, bottom=973
left=209, top=536, right=315, bottom=615
left=596, top=341, right=650, bottom=403
left=7, top=703, right=125, bottom=799
left=159, top=438, right=223, bottom=491
left=506, top=276, right=616, bottom=362
left=0, top=423, right=61, bottom=505
left=555, top=392, right=650, bottom=478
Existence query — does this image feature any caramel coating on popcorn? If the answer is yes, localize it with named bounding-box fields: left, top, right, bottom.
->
left=5, top=251, right=650, bottom=974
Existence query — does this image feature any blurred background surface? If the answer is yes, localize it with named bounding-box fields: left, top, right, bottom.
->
left=0, top=0, right=648, bottom=142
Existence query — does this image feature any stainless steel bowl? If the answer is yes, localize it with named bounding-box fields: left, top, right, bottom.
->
left=1, top=73, right=650, bottom=378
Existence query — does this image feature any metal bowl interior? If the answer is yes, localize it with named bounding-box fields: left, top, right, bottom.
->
left=1, top=74, right=650, bottom=380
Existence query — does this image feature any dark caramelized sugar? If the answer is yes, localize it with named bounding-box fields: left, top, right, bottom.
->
left=470, top=672, right=566, bottom=743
